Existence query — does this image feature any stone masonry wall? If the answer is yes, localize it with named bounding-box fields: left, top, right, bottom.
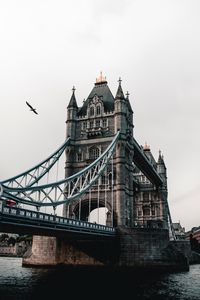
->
left=23, top=236, right=57, bottom=266
left=116, top=226, right=189, bottom=270
left=23, top=230, right=190, bottom=271
left=23, top=235, right=116, bottom=267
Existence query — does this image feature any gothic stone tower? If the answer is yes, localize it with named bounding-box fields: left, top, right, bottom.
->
left=63, top=74, right=168, bottom=229
left=133, top=144, right=168, bottom=229
left=23, top=75, right=189, bottom=269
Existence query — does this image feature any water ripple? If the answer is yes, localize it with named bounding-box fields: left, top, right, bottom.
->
left=0, top=257, right=200, bottom=300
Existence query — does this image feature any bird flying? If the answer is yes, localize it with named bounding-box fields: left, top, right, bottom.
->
left=26, top=101, right=38, bottom=115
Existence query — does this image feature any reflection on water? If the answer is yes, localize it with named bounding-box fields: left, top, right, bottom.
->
left=0, top=257, right=200, bottom=300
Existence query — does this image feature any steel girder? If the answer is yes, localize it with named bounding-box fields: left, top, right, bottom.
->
left=1, top=132, right=120, bottom=208
left=1, top=138, right=70, bottom=189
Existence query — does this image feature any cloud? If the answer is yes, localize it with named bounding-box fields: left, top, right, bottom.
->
left=89, top=0, right=132, bottom=17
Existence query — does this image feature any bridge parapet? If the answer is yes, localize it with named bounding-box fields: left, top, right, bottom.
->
left=0, top=200, right=115, bottom=237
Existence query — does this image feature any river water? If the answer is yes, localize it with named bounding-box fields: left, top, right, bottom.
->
left=0, top=257, right=200, bottom=300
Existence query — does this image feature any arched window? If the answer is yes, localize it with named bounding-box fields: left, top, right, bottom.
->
left=89, top=146, right=100, bottom=160
left=101, top=175, right=106, bottom=185
left=90, top=120, right=94, bottom=128
left=101, top=175, right=108, bottom=185
left=96, top=105, right=101, bottom=116
left=77, top=153, right=82, bottom=162
left=82, top=121, right=86, bottom=130
left=143, top=206, right=150, bottom=216
left=77, top=150, right=82, bottom=162
left=151, top=205, right=155, bottom=216
left=138, top=207, right=142, bottom=216
left=143, top=192, right=149, bottom=202
left=103, top=119, right=107, bottom=128
left=90, top=106, right=94, bottom=117
left=96, top=119, right=100, bottom=128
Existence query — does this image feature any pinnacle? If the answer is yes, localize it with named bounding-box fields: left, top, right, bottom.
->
left=115, top=77, right=125, bottom=99
left=67, top=87, right=78, bottom=108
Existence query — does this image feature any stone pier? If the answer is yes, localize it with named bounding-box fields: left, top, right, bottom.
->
left=23, top=227, right=190, bottom=271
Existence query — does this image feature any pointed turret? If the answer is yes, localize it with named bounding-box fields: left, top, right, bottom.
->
left=143, top=142, right=157, bottom=168
left=126, top=91, right=133, bottom=113
left=158, top=150, right=165, bottom=164
left=66, top=86, right=78, bottom=139
left=157, top=150, right=167, bottom=183
left=67, top=86, right=78, bottom=109
left=114, top=77, right=130, bottom=135
left=114, top=78, right=126, bottom=134
left=115, top=78, right=125, bottom=100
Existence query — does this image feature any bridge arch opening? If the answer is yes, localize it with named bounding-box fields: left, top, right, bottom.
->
left=71, top=198, right=114, bottom=226
left=89, top=207, right=108, bottom=225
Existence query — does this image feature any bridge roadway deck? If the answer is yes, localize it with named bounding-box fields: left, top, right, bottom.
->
left=0, top=203, right=115, bottom=240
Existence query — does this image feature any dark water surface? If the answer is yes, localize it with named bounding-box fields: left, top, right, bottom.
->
left=0, top=257, right=200, bottom=300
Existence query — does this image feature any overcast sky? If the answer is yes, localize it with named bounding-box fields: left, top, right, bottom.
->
left=0, top=0, right=199, bottom=231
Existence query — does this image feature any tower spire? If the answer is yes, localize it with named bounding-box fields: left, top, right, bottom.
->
left=158, top=149, right=165, bottom=164
left=67, top=86, right=78, bottom=108
left=115, top=77, right=125, bottom=99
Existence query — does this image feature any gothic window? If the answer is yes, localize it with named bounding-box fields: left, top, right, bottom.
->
left=151, top=205, right=155, bottom=216
left=101, top=175, right=107, bottom=185
left=103, top=119, right=107, bottom=128
left=143, top=206, right=150, bottom=216
left=96, top=119, right=100, bottom=128
left=108, top=172, right=113, bottom=186
left=82, top=121, right=86, bottom=130
left=138, top=207, right=142, bottom=216
left=90, top=106, right=94, bottom=117
left=143, top=193, right=149, bottom=202
left=96, top=105, right=101, bottom=116
left=77, top=152, right=82, bottom=162
left=90, top=120, right=94, bottom=128
left=89, top=146, right=100, bottom=160
left=156, top=206, right=160, bottom=217
left=152, top=194, right=157, bottom=201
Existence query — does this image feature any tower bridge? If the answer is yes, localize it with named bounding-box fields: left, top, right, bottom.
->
left=0, top=74, right=190, bottom=270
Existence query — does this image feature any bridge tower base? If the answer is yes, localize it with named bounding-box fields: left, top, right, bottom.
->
left=22, top=235, right=115, bottom=267
left=22, top=229, right=190, bottom=271
left=22, top=236, right=58, bottom=266
left=116, top=227, right=190, bottom=271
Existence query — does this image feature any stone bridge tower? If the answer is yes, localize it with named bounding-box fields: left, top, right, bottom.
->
left=64, top=73, right=168, bottom=229
left=23, top=74, right=189, bottom=271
